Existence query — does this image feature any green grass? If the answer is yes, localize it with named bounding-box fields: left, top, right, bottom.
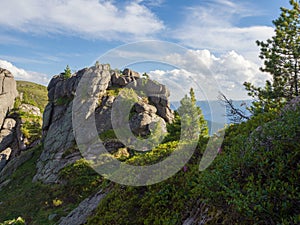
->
left=0, top=145, right=106, bottom=225
left=87, top=139, right=209, bottom=225
left=16, top=81, right=48, bottom=112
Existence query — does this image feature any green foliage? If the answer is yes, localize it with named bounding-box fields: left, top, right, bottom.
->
left=59, top=158, right=104, bottom=202
left=126, top=141, right=179, bottom=166
left=62, top=65, right=72, bottom=79
left=20, top=118, right=42, bottom=144
left=16, top=81, right=48, bottom=112
left=54, top=97, right=72, bottom=106
left=13, top=81, right=48, bottom=145
left=87, top=141, right=208, bottom=225
left=245, top=0, right=300, bottom=112
left=163, top=111, right=181, bottom=142
left=106, top=87, right=120, bottom=97
left=13, top=109, right=43, bottom=146
left=13, top=97, right=21, bottom=109
left=244, top=81, right=287, bottom=115
left=177, top=88, right=208, bottom=139
left=99, top=129, right=117, bottom=141
left=194, top=104, right=300, bottom=224
left=0, top=146, right=104, bottom=225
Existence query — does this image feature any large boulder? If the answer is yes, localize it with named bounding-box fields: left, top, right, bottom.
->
left=0, top=148, right=12, bottom=171
left=33, top=64, right=112, bottom=183
left=58, top=189, right=107, bottom=225
left=0, top=69, right=18, bottom=172
left=0, top=119, right=16, bottom=152
left=111, top=68, right=140, bottom=87
left=0, top=68, right=18, bottom=128
left=34, top=64, right=174, bottom=183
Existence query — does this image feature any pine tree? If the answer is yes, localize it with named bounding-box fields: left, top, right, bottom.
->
left=63, top=65, right=72, bottom=79
left=189, top=88, right=208, bottom=136
left=177, top=88, right=208, bottom=139
left=244, top=0, right=300, bottom=113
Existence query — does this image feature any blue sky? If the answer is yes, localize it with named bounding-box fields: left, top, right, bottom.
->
left=0, top=0, right=293, bottom=100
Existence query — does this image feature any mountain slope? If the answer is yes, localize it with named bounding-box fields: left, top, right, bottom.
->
left=16, top=81, right=48, bottom=112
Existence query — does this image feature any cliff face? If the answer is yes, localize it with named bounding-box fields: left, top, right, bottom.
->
left=33, top=64, right=174, bottom=183
left=0, top=69, right=18, bottom=171
left=0, top=68, right=18, bottom=128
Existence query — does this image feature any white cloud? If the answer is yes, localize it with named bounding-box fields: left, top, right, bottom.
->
left=0, top=0, right=164, bottom=41
left=137, top=0, right=165, bottom=7
left=173, top=0, right=274, bottom=63
left=149, top=49, right=271, bottom=100
left=0, top=60, right=49, bottom=85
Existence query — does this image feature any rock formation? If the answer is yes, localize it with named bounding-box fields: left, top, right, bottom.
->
left=0, top=69, right=18, bottom=171
left=0, top=68, right=18, bottom=127
left=0, top=68, right=44, bottom=180
left=33, top=64, right=174, bottom=183
left=58, top=189, right=107, bottom=225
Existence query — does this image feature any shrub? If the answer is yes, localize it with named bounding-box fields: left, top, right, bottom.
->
left=193, top=104, right=300, bottom=224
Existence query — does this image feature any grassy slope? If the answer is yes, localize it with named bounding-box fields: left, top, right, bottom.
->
left=1, top=80, right=299, bottom=224
left=0, top=145, right=105, bottom=224
left=87, top=107, right=300, bottom=224
left=16, top=81, right=48, bottom=112
left=0, top=80, right=107, bottom=224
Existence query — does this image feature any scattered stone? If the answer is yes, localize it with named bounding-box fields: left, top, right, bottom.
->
left=0, top=148, right=12, bottom=171
left=58, top=189, right=107, bottom=225
left=19, top=104, right=41, bottom=117
left=48, top=214, right=58, bottom=221
left=0, top=125, right=15, bottom=152
left=0, top=179, right=11, bottom=191
left=0, top=150, right=34, bottom=183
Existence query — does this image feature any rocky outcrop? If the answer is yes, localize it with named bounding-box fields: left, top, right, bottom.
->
left=111, top=68, right=140, bottom=87
left=0, top=119, right=16, bottom=171
left=130, top=101, right=166, bottom=136
left=0, top=68, right=18, bottom=128
left=58, top=189, right=107, bottom=225
left=0, top=149, right=34, bottom=186
left=19, top=104, right=41, bottom=117
left=0, top=69, right=18, bottom=171
left=33, top=68, right=90, bottom=183
left=33, top=65, right=113, bottom=183
left=33, top=64, right=174, bottom=183
left=0, top=148, right=11, bottom=171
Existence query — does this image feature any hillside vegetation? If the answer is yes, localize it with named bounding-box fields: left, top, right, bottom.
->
left=0, top=96, right=299, bottom=225
left=0, top=2, right=299, bottom=224
left=16, top=81, right=48, bottom=112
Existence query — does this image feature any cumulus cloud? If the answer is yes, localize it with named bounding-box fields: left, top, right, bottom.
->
left=0, top=60, right=49, bottom=85
left=0, top=0, right=164, bottom=41
left=149, top=49, right=271, bottom=100
left=173, top=0, right=274, bottom=62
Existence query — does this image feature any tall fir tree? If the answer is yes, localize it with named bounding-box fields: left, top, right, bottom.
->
left=177, top=88, right=208, bottom=139
left=244, top=0, right=300, bottom=114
